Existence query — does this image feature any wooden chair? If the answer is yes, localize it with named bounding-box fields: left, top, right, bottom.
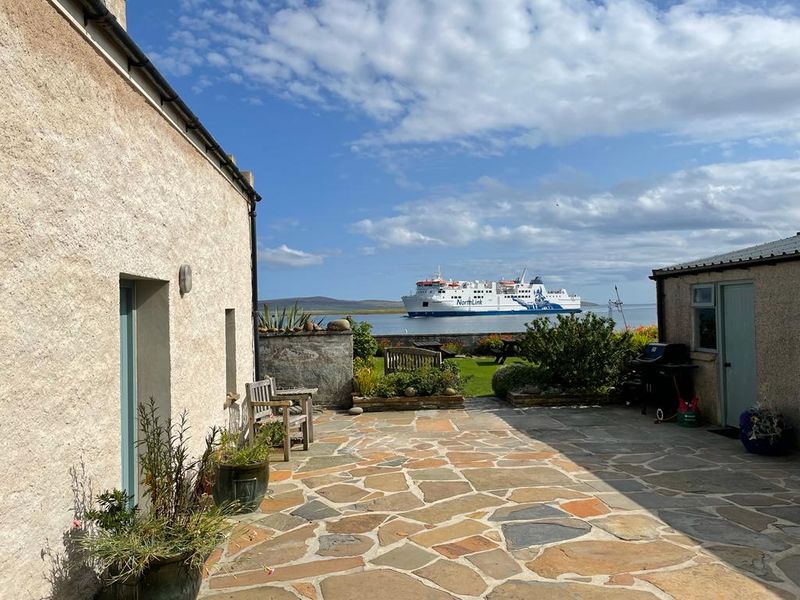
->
left=272, top=386, right=318, bottom=443
left=245, top=378, right=309, bottom=461
left=384, top=347, right=442, bottom=374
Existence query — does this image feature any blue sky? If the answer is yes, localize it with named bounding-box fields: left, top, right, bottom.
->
left=128, top=0, right=800, bottom=303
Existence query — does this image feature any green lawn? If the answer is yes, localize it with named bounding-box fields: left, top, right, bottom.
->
left=371, top=356, right=523, bottom=397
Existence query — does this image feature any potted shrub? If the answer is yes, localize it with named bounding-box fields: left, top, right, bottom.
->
left=740, top=402, right=792, bottom=456
left=210, top=427, right=273, bottom=513
left=83, top=399, right=231, bottom=600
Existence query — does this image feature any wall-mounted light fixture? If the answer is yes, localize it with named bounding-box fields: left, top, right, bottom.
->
left=179, top=264, right=192, bottom=296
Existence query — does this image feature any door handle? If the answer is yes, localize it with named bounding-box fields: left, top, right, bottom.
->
left=724, top=362, right=732, bottom=367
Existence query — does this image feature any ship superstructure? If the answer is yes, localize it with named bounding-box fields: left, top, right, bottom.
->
left=402, top=269, right=581, bottom=317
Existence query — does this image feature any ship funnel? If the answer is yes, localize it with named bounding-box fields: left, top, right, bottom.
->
left=519, top=267, right=527, bottom=284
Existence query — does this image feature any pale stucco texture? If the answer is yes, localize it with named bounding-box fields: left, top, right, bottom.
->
left=661, top=263, right=800, bottom=431
left=259, top=332, right=354, bottom=409
left=0, top=1, right=256, bottom=597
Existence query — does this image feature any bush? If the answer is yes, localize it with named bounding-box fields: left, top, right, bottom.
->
left=212, top=428, right=272, bottom=466
left=519, top=313, right=637, bottom=392
left=474, top=334, right=504, bottom=355
left=375, top=338, right=391, bottom=357
left=258, top=420, right=285, bottom=448
left=441, top=341, right=465, bottom=355
left=353, top=358, right=382, bottom=396
left=628, top=324, right=658, bottom=355
left=491, top=363, right=542, bottom=398
left=374, top=362, right=463, bottom=397
left=375, top=371, right=413, bottom=398
left=82, top=399, right=231, bottom=584
left=348, top=317, right=378, bottom=361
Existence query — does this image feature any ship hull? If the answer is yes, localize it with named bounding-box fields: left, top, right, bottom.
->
left=407, top=308, right=582, bottom=317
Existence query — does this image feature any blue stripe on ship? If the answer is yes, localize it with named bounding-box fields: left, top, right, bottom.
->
left=407, top=309, right=582, bottom=317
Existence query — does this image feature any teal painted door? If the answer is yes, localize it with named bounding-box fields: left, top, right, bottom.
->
left=722, top=284, right=756, bottom=428
left=119, top=283, right=137, bottom=500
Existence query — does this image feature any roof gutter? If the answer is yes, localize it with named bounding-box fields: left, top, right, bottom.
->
left=650, top=252, right=800, bottom=281
left=79, top=0, right=261, bottom=204
left=249, top=197, right=262, bottom=381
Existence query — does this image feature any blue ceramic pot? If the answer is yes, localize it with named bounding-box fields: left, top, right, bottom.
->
left=739, top=409, right=791, bottom=456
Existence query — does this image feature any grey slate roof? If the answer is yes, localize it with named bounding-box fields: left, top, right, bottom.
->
left=652, top=233, right=800, bottom=277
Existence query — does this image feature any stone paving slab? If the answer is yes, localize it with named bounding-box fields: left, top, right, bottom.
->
left=201, top=399, right=800, bottom=599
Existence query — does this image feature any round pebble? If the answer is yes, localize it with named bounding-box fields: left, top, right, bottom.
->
left=349, top=406, right=364, bottom=415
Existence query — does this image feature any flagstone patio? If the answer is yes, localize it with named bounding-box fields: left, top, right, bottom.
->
left=201, top=399, right=800, bottom=599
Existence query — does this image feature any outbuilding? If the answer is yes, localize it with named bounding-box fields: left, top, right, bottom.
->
left=650, top=234, right=800, bottom=440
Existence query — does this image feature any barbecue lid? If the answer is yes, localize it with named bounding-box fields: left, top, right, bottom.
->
left=634, top=342, right=690, bottom=364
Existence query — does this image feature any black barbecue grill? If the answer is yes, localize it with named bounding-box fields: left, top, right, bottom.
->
left=623, top=343, right=696, bottom=415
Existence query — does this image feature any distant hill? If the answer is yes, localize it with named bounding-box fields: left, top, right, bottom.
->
left=262, top=295, right=600, bottom=313
left=260, top=296, right=404, bottom=313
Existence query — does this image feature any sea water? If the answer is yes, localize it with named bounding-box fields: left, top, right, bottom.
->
left=324, top=304, right=657, bottom=335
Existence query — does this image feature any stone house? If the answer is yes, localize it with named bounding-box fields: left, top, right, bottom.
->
left=0, top=0, right=261, bottom=596
left=651, top=234, right=800, bottom=438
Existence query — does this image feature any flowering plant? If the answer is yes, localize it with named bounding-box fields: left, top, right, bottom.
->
left=747, top=401, right=788, bottom=444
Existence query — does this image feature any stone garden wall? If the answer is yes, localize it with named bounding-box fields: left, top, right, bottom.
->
left=259, top=331, right=354, bottom=409
left=375, top=332, right=518, bottom=354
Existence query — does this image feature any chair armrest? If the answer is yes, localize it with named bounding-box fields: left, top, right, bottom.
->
left=251, top=400, right=292, bottom=408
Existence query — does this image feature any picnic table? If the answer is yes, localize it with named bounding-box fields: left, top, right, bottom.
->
left=491, top=339, right=518, bottom=364
left=412, top=341, right=456, bottom=359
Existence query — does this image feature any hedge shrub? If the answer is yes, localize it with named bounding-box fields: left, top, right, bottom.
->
left=474, top=334, right=504, bottom=355
left=348, top=317, right=378, bottom=361
left=491, top=363, right=542, bottom=398
left=519, top=312, right=637, bottom=392
left=375, top=362, right=463, bottom=397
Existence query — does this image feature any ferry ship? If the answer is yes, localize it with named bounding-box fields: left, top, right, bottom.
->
left=402, top=269, right=581, bottom=317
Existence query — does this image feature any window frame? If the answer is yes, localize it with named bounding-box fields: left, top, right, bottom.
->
left=690, top=284, right=717, bottom=352
left=690, top=284, right=715, bottom=308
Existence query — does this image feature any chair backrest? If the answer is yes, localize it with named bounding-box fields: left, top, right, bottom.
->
left=246, top=377, right=277, bottom=421
left=384, top=347, right=442, bottom=374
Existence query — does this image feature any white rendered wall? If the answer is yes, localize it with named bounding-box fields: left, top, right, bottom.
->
left=0, top=1, right=256, bottom=596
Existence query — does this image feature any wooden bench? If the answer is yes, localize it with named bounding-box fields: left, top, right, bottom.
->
left=384, top=347, right=442, bottom=374
left=245, top=378, right=310, bottom=461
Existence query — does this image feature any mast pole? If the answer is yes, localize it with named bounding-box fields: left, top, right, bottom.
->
left=614, top=285, right=628, bottom=329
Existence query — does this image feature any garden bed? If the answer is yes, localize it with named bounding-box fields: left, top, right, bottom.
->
left=352, top=394, right=465, bottom=412
left=507, top=390, right=607, bottom=407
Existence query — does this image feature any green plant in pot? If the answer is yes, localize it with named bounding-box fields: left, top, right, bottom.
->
left=210, top=427, right=274, bottom=513
left=740, top=400, right=792, bottom=456
left=82, top=399, right=232, bottom=600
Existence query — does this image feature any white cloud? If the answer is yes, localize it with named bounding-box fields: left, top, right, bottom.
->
left=155, top=0, right=800, bottom=149
left=206, top=51, right=229, bottom=67
left=259, top=244, right=324, bottom=267
left=349, top=158, right=800, bottom=284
